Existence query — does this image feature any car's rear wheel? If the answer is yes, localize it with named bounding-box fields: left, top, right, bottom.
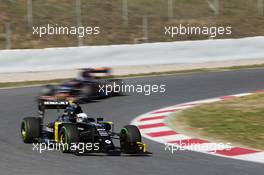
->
left=59, top=125, right=79, bottom=153
left=120, top=125, right=142, bottom=153
left=21, top=117, right=41, bottom=143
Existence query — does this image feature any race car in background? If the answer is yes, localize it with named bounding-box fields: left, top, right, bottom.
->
left=21, top=100, right=147, bottom=155
left=39, top=68, right=123, bottom=102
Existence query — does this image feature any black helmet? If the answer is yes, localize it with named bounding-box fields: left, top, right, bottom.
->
left=65, top=105, right=77, bottom=117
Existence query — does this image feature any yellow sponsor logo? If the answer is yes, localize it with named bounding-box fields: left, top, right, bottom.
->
left=54, top=122, right=62, bottom=143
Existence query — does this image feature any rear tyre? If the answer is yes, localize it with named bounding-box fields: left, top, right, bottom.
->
left=59, top=125, right=79, bottom=153
left=120, top=125, right=141, bottom=153
left=21, top=117, right=41, bottom=143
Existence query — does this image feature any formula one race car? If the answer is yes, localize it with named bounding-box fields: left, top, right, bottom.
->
left=21, top=101, right=146, bottom=155
left=39, top=68, right=123, bottom=102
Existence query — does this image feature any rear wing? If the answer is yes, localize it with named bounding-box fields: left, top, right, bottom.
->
left=41, top=100, right=69, bottom=108
left=38, top=98, right=69, bottom=115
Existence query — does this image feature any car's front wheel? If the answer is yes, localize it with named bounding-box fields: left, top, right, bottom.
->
left=40, top=84, right=55, bottom=96
left=59, top=125, right=79, bottom=153
left=120, top=125, right=142, bottom=153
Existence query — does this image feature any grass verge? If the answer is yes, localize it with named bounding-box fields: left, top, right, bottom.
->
left=0, top=63, right=264, bottom=88
left=170, top=92, right=264, bottom=150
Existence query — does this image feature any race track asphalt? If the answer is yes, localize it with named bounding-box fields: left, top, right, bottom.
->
left=0, top=68, right=264, bottom=175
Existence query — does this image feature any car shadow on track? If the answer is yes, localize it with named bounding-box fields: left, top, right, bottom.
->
left=73, top=149, right=152, bottom=157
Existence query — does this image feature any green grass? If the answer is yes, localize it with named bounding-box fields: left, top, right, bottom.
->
left=171, top=93, right=264, bottom=150
left=0, top=0, right=263, bottom=49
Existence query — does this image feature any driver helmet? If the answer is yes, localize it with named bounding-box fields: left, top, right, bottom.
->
left=65, top=105, right=76, bottom=117
left=69, top=99, right=77, bottom=105
left=76, top=113, right=88, bottom=123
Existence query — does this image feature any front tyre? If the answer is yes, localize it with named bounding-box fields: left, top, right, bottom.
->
left=21, top=117, right=41, bottom=143
left=40, top=84, right=55, bottom=96
left=120, top=125, right=142, bottom=153
left=59, top=125, right=79, bottom=153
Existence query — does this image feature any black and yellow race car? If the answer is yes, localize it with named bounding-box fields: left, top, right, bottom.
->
left=21, top=100, right=146, bottom=155
left=39, top=68, right=123, bottom=102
